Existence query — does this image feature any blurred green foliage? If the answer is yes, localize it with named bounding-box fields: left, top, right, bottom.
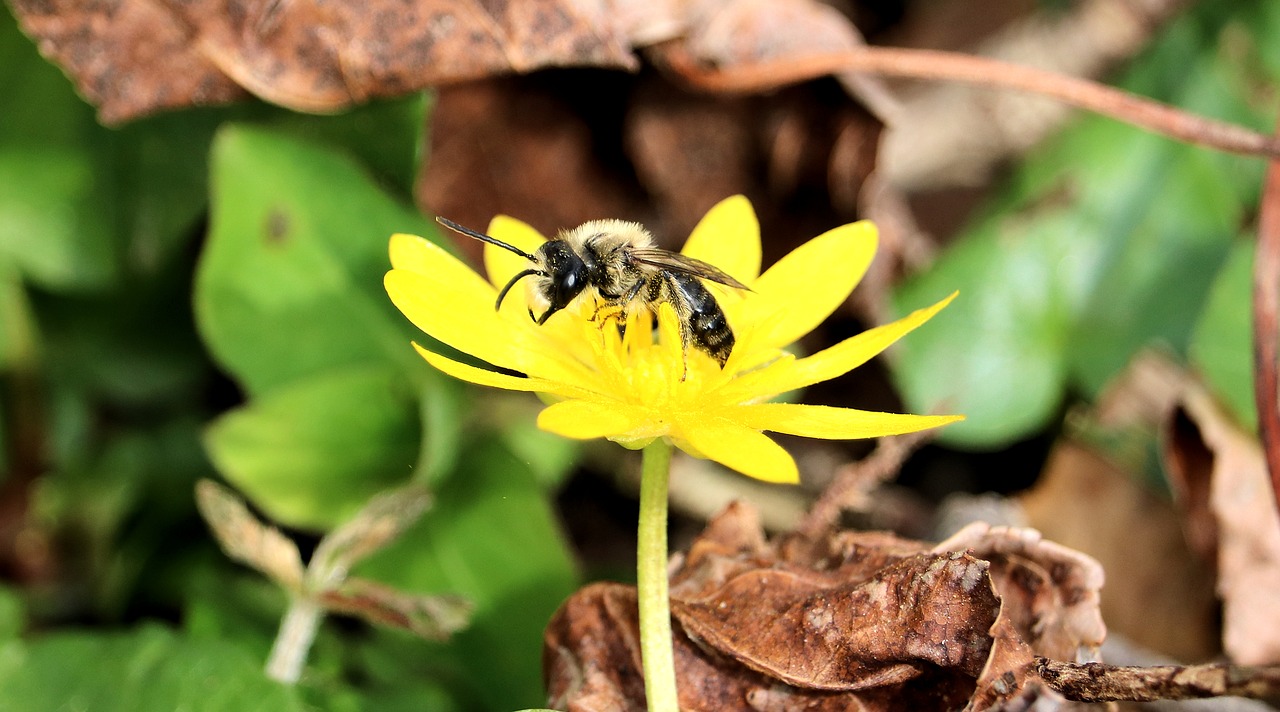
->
left=1191, top=239, right=1257, bottom=429
left=891, top=3, right=1276, bottom=446
left=0, top=624, right=307, bottom=712
left=0, top=3, right=576, bottom=709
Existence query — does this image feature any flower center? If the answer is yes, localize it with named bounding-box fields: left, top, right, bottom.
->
left=565, top=302, right=726, bottom=411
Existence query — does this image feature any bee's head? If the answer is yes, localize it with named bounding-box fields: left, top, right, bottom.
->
left=532, top=240, right=588, bottom=324
left=433, top=216, right=589, bottom=324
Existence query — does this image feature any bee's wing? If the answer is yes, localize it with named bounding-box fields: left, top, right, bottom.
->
left=631, top=249, right=750, bottom=291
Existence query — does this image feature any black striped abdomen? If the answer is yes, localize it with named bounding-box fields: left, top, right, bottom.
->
left=667, top=273, right=734, bottom=366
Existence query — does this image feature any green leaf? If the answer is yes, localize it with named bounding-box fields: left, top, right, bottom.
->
left=196, top=125, right=438, bottom=397
left=0, top=147, right=116, bottom=288
left=325, top=632, right=464, bottom=712
left=0, top=624, right=304, bottom=712
left=891, top=213, right=1083, bottom=448
left=889, top=5, right=1266, bottom=448
left=204, top=367, right=420, bottom=530
left=1190, top=239, right=1256, bottom=430
left=259, top=95, right=429, bottom=197
left=416, top=379, right=464, bottom=488
left=0, top=262, right=35, bottom=371
left=1059, top=32, right=1259, bottom=394
left=500, top=419, right=581, bottom=489
left=0, top=6, right=83, bottom=147
left=0, top=587, right=22, bottom=641
left=359, top=443, right=578, bottom=709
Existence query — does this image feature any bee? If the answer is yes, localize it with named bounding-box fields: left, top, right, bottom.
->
left=437, top=216, right=748, bottom=367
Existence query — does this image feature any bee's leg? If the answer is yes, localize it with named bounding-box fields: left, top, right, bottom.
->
left=589, top=301, right=618, bottom=323
left=588, top=302, right=628, bottom=338
left=656, top=273, right=693, bottom=381
left=616, top=281, right=649, bottom=340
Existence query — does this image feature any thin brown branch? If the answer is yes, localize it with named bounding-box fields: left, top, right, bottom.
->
left=660, top=45, right=1280, bottom=160
left=1036, top=657, right=1280, bottom=702
left=1254, top=118, right=1280, bottom=515
left=797, top=431, right=932, bottom=539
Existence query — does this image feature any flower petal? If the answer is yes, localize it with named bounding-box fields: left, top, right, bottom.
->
left=676, top=417, right=799, bottom=484
left=680, top=195, right=761, bottom=286
left=413, top=343, right=591, bottom=399
left=388, top=234, right=597, bottom=384
left=537, top=398, right=654, bottom=440
left=719, top=291, right=958, bottom=401
left=381, top=270, right=517, bottom=373
left=727, top=402, right=962, bottom=440
left=390, top=232, right=458, bottom=276
left=384, top=267, right=521, bottom=372
left=483, top=215, right=546, bottom=292
left=735, top=221, right=878, bottom=352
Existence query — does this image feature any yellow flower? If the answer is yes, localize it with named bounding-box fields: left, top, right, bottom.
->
left=384, top=196, right=960, bottom=483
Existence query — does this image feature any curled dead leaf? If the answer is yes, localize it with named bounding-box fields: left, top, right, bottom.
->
left=319, top=577, right=472, bottom=641
left=194, top=479, right=305, bottom=593
left=672, top=552, right=998, bottom=691
left=1019, top=352, right=1220, bottom=662
left=544, top=501, right=1105, bottom=711
left=1163, top=378, right=1280, bottom=665
left=308, top=484, right=432, bottom=588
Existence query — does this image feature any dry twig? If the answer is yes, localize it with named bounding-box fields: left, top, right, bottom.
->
left=1036, top=657, right=1280, bottom=702
left=662, top=45, right=1280, bottom=161
left=1253, top=118, right=1280, bottom=514
left=796, top=431, right=933, bottom=539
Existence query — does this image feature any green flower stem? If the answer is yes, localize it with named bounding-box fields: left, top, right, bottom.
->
left=638, top=439, right=678, bottom=711
left=265, top=595, right=323, bottom=684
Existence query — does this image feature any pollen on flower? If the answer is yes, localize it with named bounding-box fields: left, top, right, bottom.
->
left=580, top=302, right=723, bottom=411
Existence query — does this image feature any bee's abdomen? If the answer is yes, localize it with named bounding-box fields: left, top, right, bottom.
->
left=668, top=273, right=735, bottom=366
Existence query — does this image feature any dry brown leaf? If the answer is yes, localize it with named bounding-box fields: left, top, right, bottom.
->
left=935, top=523, right=1106, bottom=661
left=11, top=0, right=248, bottom=122
left=653, top=0, right=898, bottom=120
left=544, top=501, right=1105, bottom=711
left=308, top=484, right=432, bottom=587
left=11, top=0, right=637, bottom=123
left=417, top=74, right=645, bottom=249
left=194, top=479, right=305, bottom=593
left=1023, top=442, right=1220, bottom=662
left=1164, top=381, right=1280, bottom=666
left=672, top=553, right=998, bottom=691
left=1020, top=352, right=1221, bottom=663
left=319, top=577, right=472, bottom=641
left=413, top=0, right=892, bottom=292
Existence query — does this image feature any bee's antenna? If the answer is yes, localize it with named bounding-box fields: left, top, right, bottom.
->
left=436, top=216, right=537, bottom=262
left=495, top=268, right=541, bottom=311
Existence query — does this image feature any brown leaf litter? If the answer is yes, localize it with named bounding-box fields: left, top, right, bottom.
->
left=1163, top=372, right=1280, bottom=666
left=544, top=500, right=1104, bottom=711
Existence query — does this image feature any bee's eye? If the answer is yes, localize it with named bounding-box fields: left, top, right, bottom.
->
left=553, top=263, right=587, bottom=306
left=536, top=241, right=589, bottom=321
